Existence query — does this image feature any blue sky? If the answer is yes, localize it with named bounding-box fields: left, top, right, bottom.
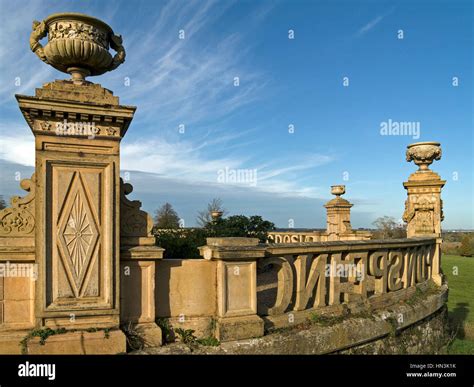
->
left=0, top=0, right=472, bottom=229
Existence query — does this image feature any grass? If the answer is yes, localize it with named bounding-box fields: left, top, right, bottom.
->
left=442, top=254, right=474, bottom=354
left=448, top=338, right=474, bottom=354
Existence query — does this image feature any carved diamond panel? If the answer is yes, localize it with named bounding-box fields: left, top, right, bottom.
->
left=58, top=173, right=99, bottom=296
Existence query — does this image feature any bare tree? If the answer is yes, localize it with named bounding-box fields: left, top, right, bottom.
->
left=196, top=198, right=227, bottom=227
left=372, top=216, right=406, bottom=239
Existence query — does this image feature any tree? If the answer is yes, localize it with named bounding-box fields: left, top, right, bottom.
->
left=155, top=213, right=276, bottom=258
left=459, top=235, right=473, bottom=257
left=154, top=203, right=180, bottom=229
left=0, top=195, right=6, bottom=210
left=155, top=228, right=207, bottom=259
left=372, top=216, right=406, bottom=239
left=196, top=198, right=227, bottom=227
left=206, top=215, right=275, bottom=242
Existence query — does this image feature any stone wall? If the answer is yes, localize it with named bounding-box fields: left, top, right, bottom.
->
left=135, top=283, right=449, bottom=354
left=339, top=306, right=449, bottom=354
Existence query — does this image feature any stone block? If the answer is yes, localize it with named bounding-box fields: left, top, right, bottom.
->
left=216, top=315, right=264, bottom=342
left=217, top=260, right=256, bottom=317
left=26, top=330, right=126, bottom=354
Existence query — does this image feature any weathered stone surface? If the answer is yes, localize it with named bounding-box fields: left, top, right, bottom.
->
left=207, top=237, right=259, bottom=247
left=26, top=330, right=126, bottom=354
left=135, top=284, right=448, bottom=354
left=216, top=315, right=264, bottom=342
left=155, top=259, right=217, bottom=318
left=0, top=329, right=126, bottom=354
left=165, top=316, right=216, bottom=338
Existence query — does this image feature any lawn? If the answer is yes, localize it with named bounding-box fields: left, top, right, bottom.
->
left=442, top=254, right=474, bottom=354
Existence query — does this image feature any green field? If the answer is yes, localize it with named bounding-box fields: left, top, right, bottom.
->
left=442, top=255, right=474, bottom=354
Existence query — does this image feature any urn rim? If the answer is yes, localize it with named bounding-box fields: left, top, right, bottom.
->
left=407, top=141, right=441, bottom=149
left=44, top=12, right=114, bottom=35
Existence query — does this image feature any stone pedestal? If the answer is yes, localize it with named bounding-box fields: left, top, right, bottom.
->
left=199, top=238, right=265, bottom=341
left=403, top=172, right=445, bottom=238
left=325, top=185, right=353, bottom=241
left=403, top=142, right=445, bottom=286
left=15, top=80, right=135, bottom=352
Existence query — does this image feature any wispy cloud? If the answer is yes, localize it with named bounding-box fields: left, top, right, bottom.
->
left=0, top=0, right=334, bottom=202
left=355, top=7, right=396, bottom=37
left=0, top=127, right=333, bottom=199
left=108, top=0, right=266, bottom=129
left=357, top=15, right=385, bottom=36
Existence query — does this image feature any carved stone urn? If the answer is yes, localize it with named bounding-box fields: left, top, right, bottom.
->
left=30, top=12, right=125, bottom=84
left=406, top=142, right=442, bottom=171
left=330, top=185, right=346, bottom=197
left=211, top=211, right=223, bottom=221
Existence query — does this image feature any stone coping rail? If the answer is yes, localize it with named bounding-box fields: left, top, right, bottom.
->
left=196, top=236, right=443, bottom=341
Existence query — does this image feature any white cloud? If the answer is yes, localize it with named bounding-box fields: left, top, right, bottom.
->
left=0, top=127, right=35, bottom=167
left=355, top=7, right=396, bottom=37
left=0, top=0, right=333, bottom=201
left=357, top=15, right=385, bottom=36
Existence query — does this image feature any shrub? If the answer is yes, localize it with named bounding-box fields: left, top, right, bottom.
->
left=154, top=215, right=275, bottom=258
left=155, top=229, right=207, bottom=259
left=459, top=235, right=474, bottom=257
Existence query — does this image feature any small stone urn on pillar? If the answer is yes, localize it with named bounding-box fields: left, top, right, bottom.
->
left=403, top=142, right=446, bottom=285
left=14, top=13, right=140, bottom=353
left=324, top=185, right=353, bottom=241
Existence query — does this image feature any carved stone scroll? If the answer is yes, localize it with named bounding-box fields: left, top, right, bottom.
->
left=119, top=178, right=153, bottom=238
left=0, top=174, right=35, bottom=237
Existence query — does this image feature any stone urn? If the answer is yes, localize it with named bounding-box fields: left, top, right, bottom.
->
left=406, top=142, right=442, bottom=171
left=211, top=211, right=223, bottom=221
left=30, top=12, right=125, bottom=84
left=331, top=185, right=346, bottom=197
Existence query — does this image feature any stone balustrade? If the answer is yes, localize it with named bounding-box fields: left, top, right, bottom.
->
left=195, top=236, right=442, bottom=339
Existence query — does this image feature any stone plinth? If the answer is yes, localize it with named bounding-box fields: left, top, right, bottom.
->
left=403, top=142, right=445, bottom=286
left=324, top=185, right=353, bottom=241
left=15, top=80, right=135, bottom=353
left=199, top=238, right=265, bottom=341
left=403, top=172, right=445, bottom=238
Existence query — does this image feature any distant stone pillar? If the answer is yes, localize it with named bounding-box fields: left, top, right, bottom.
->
left=403, top=142, right=445, bottom=285
left=325, top=185, right=353, bottom=241
left=199, top=238, right=265, bottom=341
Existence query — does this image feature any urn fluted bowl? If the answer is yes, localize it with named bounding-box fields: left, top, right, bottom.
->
left=331, top=185, right=346, bottom=196
left=30, top=13, right=125, bottom=84
left=406, top=142, right=442, bottom=171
